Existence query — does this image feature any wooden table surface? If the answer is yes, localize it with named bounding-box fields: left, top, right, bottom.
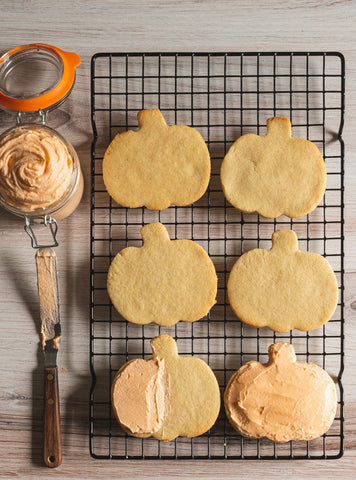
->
left=0, top=1, right=355, bottom=478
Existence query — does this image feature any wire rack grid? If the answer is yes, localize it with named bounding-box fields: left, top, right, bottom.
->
left=90, top=52, right=345, bottom=460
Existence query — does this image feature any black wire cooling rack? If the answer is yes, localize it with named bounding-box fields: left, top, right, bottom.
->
left=90, top=52, right=345, bottom=460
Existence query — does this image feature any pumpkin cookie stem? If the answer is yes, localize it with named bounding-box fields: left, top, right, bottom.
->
left=137, top=108, right=167, bottom=130
left=271, top=230, right=298, bottom=253
left=140, top=222, right=170, bottom=245
left=266, top=116, right=292, bottom=138
left=151, top=334, right=178, bottom=360
left=267, top=342, right=296, bottom=365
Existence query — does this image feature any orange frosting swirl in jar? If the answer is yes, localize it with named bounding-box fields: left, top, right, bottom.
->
left=0, top=126, right=73, bottom=210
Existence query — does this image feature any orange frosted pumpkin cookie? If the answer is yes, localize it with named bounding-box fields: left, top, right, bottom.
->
left=112, top=334, right=221, bottom=441
left=224, top=342, right=337, bottom=442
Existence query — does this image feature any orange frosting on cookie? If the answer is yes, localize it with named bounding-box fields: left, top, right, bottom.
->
left=224, top=343, right=337, bottom=442
left=111, top=357, right=169, bottom=435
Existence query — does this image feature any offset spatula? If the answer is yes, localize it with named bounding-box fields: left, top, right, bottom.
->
left=35, top=248, right=62, bottom=468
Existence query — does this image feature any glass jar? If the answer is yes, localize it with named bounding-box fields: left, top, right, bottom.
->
left=0, top=43, right=83, bottom=246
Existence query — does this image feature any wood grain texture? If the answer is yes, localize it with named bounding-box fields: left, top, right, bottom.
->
left=0, top=0, right=355, bottom=478
left=43, top=367, right=62, bottom=468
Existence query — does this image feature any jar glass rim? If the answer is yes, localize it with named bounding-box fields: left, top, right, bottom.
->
left=0, top=44, right=80, bottom=113
left=0, top=45, right=64, bottom=101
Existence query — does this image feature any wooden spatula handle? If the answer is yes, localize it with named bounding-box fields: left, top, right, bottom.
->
left=44, top=366, right=62, bottom=468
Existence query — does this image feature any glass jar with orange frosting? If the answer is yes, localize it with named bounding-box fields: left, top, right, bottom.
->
left=0, top=43, right=83, bottom=246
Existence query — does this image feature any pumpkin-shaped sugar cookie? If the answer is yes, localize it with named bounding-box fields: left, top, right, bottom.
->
left=224, top=342, right=337, bottom=442
left=227, top=230, right=338, bottom=332
left=103, top=108, right=210, bottom=210
left=112, top=334, right=221, bottom=441
left=107, top=222, right=217, bottom=326
left=220, top=117, right=326, bottom=218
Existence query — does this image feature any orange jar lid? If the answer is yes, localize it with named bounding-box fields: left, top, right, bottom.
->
left=0, top=43, right=80, bottom=113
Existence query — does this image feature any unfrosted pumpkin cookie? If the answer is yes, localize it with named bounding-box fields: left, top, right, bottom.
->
left=103, top=108, right=210, bottom=209
left=227, top=229, right=338, bottom=332
left=224, top=342, right=337, bottom=442
left=107, top=222, right=217, bottom=326
left=220, top=117, right=326, bottom=218
left=111, top=334, right=221, bottom=441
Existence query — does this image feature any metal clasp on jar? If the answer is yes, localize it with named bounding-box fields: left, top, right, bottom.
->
left=24, top=214, right=59, bottom=249
left=16, top=108, right=48, bottom=126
